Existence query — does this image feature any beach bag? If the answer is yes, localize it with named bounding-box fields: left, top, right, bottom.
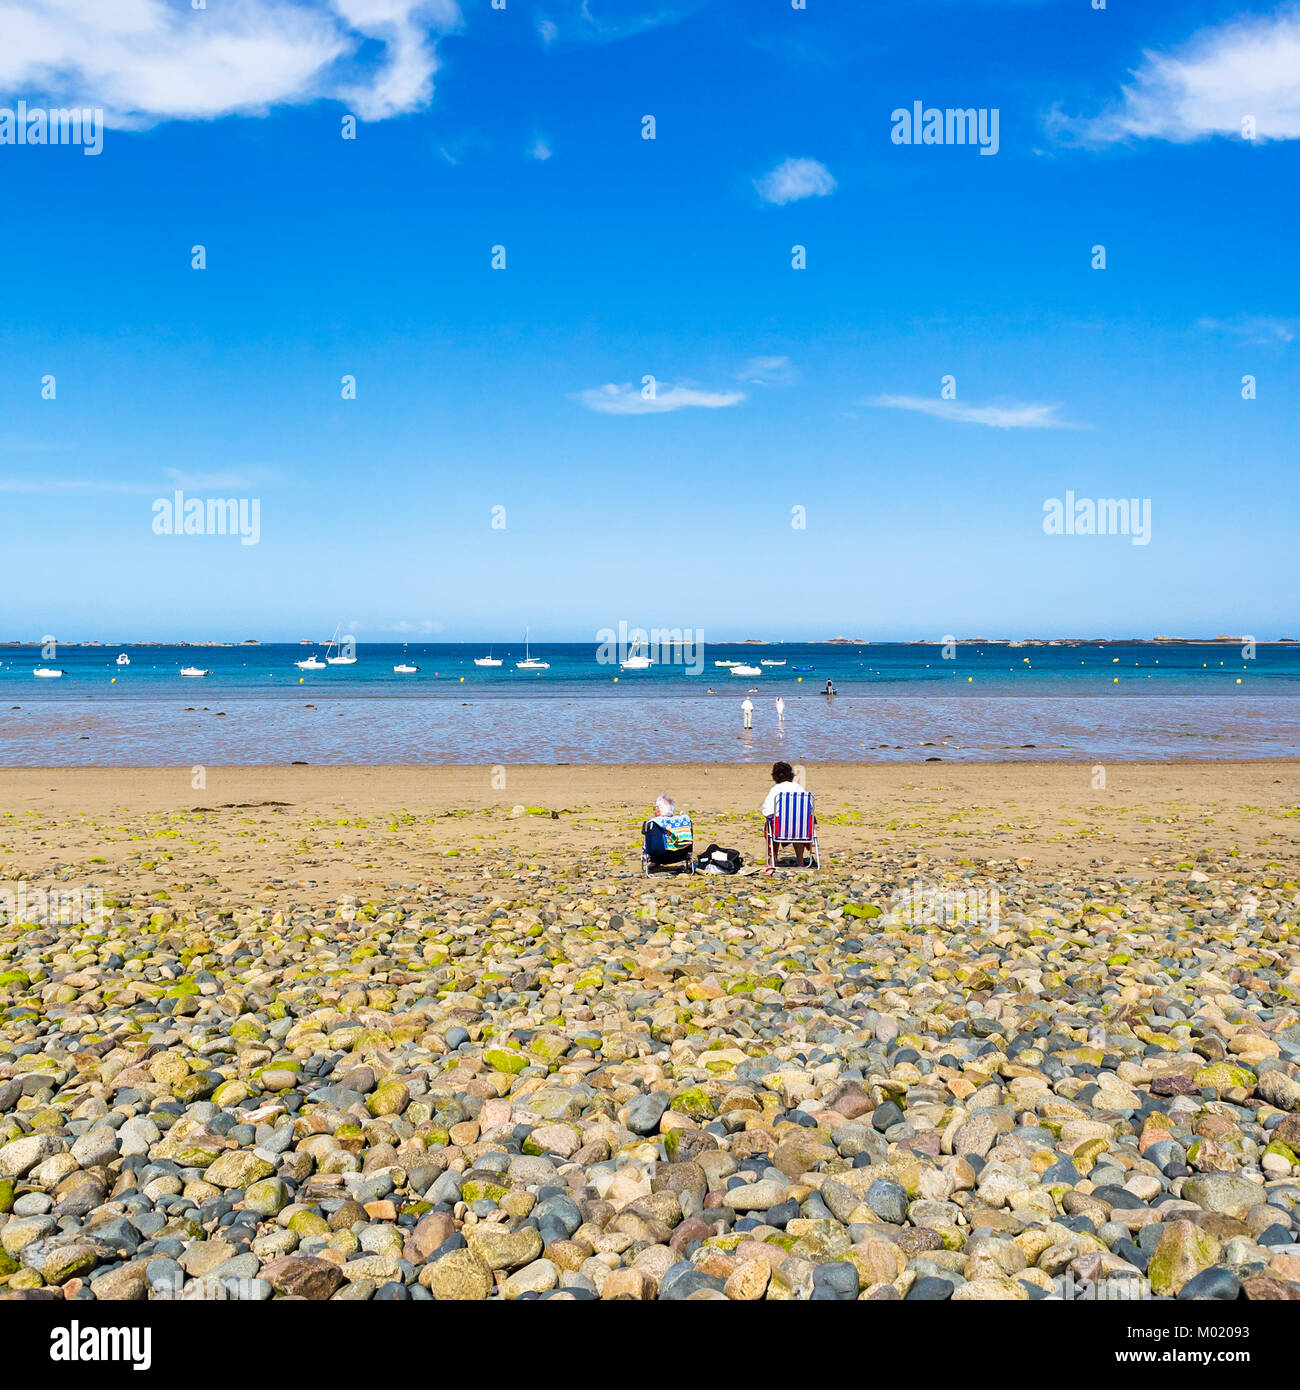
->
left=696, top=843, right=743, bottom=874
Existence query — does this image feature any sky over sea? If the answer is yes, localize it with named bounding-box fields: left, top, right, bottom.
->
left=0, top=0, right=1296, bottom=643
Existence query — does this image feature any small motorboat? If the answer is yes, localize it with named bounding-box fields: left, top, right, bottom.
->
left=116, top=653, right=131, bottom=666
left=791, top=665, right=815, bottom=672
left=295, top=655, right=326, bottom=670
left=393, top=663, right=419, bottom=674
left=731, top=664, right=761, bottom=677
left=33, top=667, right=64, bottom=678
left=179, top=666, right=211, bottom=677
left=714, top=659, right=737, bottom=667
left=760, top=659, right=785, bottom=667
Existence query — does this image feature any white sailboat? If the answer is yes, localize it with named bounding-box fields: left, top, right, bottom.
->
left=324, top=624, right=357, bottom=666
left=620, top=638, right=652, bottom=671
left=474, top=647, right=502, bottom=668
left=116, top=653, right=131, bottom=666
left=33, top=667, right=64, bottom=678
left=515, top=627, right=549, bottom=670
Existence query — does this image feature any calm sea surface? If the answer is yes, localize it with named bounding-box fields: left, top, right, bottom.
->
left=2, top=642, right=1297, bottom=765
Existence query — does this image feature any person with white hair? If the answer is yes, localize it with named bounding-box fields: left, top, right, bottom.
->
left=642, top=793, right=693, bottom=874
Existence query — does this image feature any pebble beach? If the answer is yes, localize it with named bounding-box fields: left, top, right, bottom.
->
left=2, top=762, right=1299, bottom=1303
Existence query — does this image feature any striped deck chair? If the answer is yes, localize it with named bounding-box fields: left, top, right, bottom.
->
left=642, top=813, right=694, bottom=876
left=765, top=788, right=819, bottom=869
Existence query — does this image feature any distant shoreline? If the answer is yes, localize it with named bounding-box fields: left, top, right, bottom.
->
left=2, top=636, right=1295, bottom=648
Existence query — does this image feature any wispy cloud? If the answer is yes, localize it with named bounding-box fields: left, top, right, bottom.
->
left=0, top=478, right=152, bottom=494
left=1050, top=6, right=1300, bottom=146
left=1198, top=315, right=1297, bottom=346
left=868, top=395, right=1076, bottom=429
left=754, top=157, right=836, bottom=205
left=528, top=136, right=553, bottom=161
left=536, top=2, right=695, bottom=46
left=740, top=355, right=798, bottom=387
left=574, top=382, right=746, bottom=415
left=0, top=0, right=463, bottom=127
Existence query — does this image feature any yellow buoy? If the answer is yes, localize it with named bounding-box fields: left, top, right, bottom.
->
left=797, top=677, right=802, bottom=683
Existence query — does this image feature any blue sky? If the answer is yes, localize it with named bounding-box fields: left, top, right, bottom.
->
left=1, top=0, right=1297, bottom=642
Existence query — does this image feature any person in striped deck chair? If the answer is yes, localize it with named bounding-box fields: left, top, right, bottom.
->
left=761, top=761, right=817, bottom=872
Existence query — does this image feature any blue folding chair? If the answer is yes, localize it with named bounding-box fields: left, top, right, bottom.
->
left=642, top=813, right=695, bottom=875
left=765, top=788, right=819, bottom=869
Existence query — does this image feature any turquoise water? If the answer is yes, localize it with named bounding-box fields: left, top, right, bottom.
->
left=3, top=641, right=1292, bottom=699
left=2, top=642, right=1297, bottom=764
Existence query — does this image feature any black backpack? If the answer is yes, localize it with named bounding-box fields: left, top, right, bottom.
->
left=696, top=843, right=743, bottom=874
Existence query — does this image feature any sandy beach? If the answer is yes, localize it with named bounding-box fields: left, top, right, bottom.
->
left=1, top=759, right=1297, bottom=881
left=2, top=760, right=1298, bottom=1304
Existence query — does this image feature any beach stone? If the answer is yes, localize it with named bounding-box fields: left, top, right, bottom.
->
left=1183, top=1175, right=1267, bottom=1219
left=503, top=1259, right=558, bottom=1299
left=260, top=1256, right=344, bottom=1300
left=205, top=1151, right=274, bottom=1190
left=1148, top=1221, right=1222, bottom=1296
left=466, top=1225, right=543, bottom=1271
left=0, top=1135, right=64, bottom=1180
left=418, top=1248, right=494, bottom=1301
left=625, top=1093, right=671, bottom=1135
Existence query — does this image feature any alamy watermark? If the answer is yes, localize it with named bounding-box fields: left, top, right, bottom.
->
left=891, top=879, right=1000, bottom=929
left=595, top=622, right=705, bottom=676
left=1043, top=492, right=1151, bottom=546
left=1, top=102, right=104, bottom=156
left=152, top=490, right=261, bottom=546
left=891, top=101, right=1000, bottom=155
left=0, top=883, right=105, bottom=926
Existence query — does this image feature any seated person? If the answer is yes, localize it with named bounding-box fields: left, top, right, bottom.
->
left=762, top=761, right=813, bottom=870
left=642, top=794, right=694, bottom=871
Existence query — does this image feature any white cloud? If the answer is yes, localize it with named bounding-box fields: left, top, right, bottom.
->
left=754, top=157, right=836, bottom=205
left=574, top=382, right=746, bottom=415
left=1053, top=6, right=1300, bottom=146
left=740, top=355, right=798, bottom=386
left=1198, top=315, right=1297, bottom=346
left=868, top=395, right=1074, bottom=429
left=0, top=0, right=462, bottom=127
left=528, top=136, right=553, bottom=161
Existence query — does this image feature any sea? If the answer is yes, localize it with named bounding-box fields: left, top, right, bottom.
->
left=2, top=642, right=1298, bottom=765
